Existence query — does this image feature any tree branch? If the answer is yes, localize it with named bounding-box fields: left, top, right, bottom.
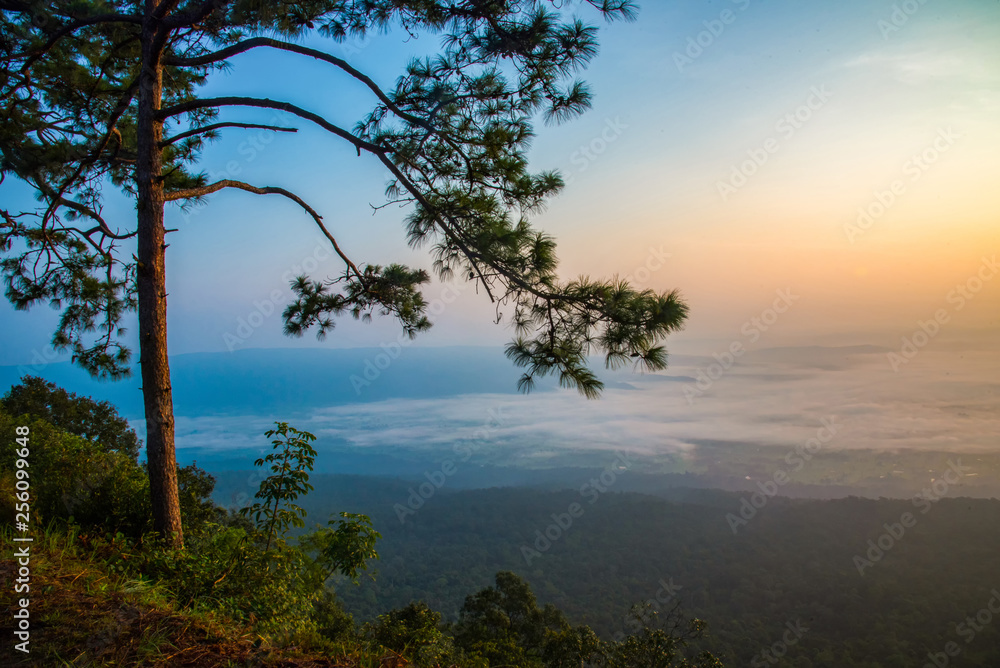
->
left=40, top=77, right=140, bottom=231
left=157, top=96, right=382, bottom=154
left=164, top=179, right=362, bottom=279
left=157, top=103, right=586, bottom=311
left=15, top=13, right=142, bottom=72
left=161, top=122, right=297, bottom=145
left=164, top=37, right=433, bottom=132
left=162, top=0, right=228, bottom=29
left=152, top=0, right=184, bottom=21
left=370, top=150, right=549, bottom=305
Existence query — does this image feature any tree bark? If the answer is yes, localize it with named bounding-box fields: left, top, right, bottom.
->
left=136, top=4, right=183, bottom=547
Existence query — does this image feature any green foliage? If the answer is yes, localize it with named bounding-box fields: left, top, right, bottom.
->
left=177, top=461, right=228, bottom=531
left=283, top=265, right=432, bottom=341
left=301, top=511, right=381, bottom=584
left=0, top=408, right=151, bottom=535
left=595, top=604, right=724, bottom=668
left=542, top=624, right=603, bottom=668
left=131, top=523, right=321, bottom=638
left=362, top=602, right=466, bottom=667
left=447, top=571, right=721, bottom=668
left=453, top=570, right=596, bottom=667
left=312, top=589, right=357, bottom=643
left=239, top=421, right=317, bottom=551
left=0, top=378, right=223, bottom=537
left=110, top=420, right=383, bottom=640
left=504, top=283, right=688, bottom=399
left=2, top=375, right=141, bottom=459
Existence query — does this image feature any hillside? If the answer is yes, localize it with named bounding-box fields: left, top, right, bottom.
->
left=0, top=526, right=367, bottom=667
left=225, top=475, right=1000, bottom=668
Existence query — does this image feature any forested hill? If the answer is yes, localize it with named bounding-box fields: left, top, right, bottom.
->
left=213, top=474, right=1000, bottom=668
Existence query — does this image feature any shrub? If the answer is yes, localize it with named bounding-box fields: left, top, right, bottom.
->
left=2, top=375, right=141, bottom=460
left=130, top=522, right=321, bottom=638
left=362, top=601, right=461, bottom=667
left=0, top=410, right=151, bottom=534
left=312, top=590, right=357, bottom=643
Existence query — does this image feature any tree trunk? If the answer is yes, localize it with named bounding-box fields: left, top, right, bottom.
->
left=136, top=6, right=183, bottom=547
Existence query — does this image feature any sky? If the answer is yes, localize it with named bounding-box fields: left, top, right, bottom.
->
left=2, top=0, right=998, bottom=369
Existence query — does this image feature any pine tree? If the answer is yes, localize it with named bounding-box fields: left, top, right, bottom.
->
left=1, top=0, right=687, bottom=547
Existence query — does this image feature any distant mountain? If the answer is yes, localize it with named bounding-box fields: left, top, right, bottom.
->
left=6, top=345, right=998, bottom=501
left=0, top=346, right=542, bottom=418
left=0, top=343, right=899, bottom=418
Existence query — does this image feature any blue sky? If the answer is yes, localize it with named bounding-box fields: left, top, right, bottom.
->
left=2, top=0, right=998, bottom=366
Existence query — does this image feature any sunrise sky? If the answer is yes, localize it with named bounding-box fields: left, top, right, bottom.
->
left=2, top=0, right=998, bottom=365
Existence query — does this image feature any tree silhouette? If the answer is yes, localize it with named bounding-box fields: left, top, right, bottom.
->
left=1, top=0, right=688, bottom=547
left=2, top=375, right=141, bottom=459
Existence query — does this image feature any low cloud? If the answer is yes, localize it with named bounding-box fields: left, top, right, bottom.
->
left=170, top=344, right=1000, bottom=465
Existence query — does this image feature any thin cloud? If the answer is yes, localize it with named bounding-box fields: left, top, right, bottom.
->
left=165, top=344, right=999, bottom=475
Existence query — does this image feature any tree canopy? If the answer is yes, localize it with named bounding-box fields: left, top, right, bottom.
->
left=1, top=0, right=688, bottom=545
left=1, top=374, right=141, bottom=459
left=1, top=0, right=686, bottom=394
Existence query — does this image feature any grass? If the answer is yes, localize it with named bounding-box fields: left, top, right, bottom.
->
left=0, top=524, right=411, bottom=667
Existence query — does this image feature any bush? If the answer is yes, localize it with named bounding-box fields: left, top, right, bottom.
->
left=128, top=522, right=322, bottom=638
left=121, top=421, right=384, bottom=642
left=362, top=601, right=463, bottom=667
left=312, top=590, right=357, bottom=642
left=0, top=406, right=223, bottom=538
left=2, top=375, right=141, bottom=460
left=177, top=461, right=228, bottom=532
left=0, top=410, right=151, bottom=535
